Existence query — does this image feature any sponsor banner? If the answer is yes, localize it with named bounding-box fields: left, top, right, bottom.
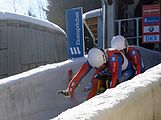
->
left=142, top=5, right=160, bottom=16
left=144, top=16, right=160, bottom=24
left=143, top=35, right=160, bottom=43
left=142, top=4, right=161, bottom=43
left=143, top=25, right=159, bottom=33
left=65, top=7, right=84, bottom=59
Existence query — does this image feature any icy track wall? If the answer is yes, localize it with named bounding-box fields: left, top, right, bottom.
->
left=0, top=47, right=160, bottom=120
left=53, top=63, right=161, bottom=120
left=0, top=57, right=89, bottom=120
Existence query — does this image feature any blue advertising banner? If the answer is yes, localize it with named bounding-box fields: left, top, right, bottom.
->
left=65, top=7, right=84, bottom=59
left=144, top=16, right=160, bottom=24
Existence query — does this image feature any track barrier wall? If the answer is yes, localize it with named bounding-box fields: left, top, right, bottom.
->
left=53, top=63, right=161, bottom=120
left=0, top=47, right=160, bottom=120
left=0, top=57, right=88, bottom=120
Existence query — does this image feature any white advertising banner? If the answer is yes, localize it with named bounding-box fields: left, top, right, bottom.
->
left=143, top=25, right=159, bottom=33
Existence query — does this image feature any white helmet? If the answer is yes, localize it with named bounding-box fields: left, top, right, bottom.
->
left=87, top=48, right=107, bottom=68
left=111, top=35, right=128, bottom=50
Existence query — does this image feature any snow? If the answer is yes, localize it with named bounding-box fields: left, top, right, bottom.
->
left=0, top=47, right=160, bottom=120
left=0, top=56, right=88, bottom=120
left=52, top=63, right=161, bottom=120
left=0, top=11, right=66, bottom=35
left=50, top=47, right=161, bottom=120
left=83, top=8, right=102, bottom=20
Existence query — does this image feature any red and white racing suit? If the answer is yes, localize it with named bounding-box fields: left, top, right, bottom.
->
left=67, top=49, right=134, bottom=99
left=126, top=46, right=145, bottom=75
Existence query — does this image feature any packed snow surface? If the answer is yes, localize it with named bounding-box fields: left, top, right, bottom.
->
left=0, top=11, right=66, bottom=35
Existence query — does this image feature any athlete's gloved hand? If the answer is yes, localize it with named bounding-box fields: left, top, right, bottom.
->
left=57, top=90, right=70, bottom=96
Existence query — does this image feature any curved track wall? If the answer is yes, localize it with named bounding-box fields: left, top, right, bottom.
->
left=0, top=12, right=67, bottom=79
left=0, top=47, right=160, bottom=120
left=53, top=63, right=161, bottom=120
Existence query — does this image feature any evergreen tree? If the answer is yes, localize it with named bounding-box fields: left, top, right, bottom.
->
left=46, top=0, right=101, bottom=30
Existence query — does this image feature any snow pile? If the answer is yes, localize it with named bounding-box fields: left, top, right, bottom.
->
left=0, top=11, right=66, bottom=35
left=52, top=63, right=161, bottom=120
left=0, top=57, right=87, bottom=120
left=83, top=8, right=102, bottom=20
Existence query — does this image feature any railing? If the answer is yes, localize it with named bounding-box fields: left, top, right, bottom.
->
left=115, top=17, right=142, bottom=46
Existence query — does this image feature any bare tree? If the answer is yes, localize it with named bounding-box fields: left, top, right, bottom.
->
left=9, top=0, right=47, bottom=19
left=9, top=0, right=18, bottom=12
left=46, top=0, right=101, bottom=30
left=36, top=0, right=47, bottom=19
left=27, top=7, right=36, bottom=17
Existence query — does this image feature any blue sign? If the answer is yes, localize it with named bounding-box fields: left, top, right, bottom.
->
left=144, top=16, right=160, bottom=24
left=65, top=7, right=84, bottom=59
left=143, top=35, right=160, bottom=42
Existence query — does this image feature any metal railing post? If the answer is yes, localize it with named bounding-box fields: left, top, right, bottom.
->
left=115, top=17, right=142, bottom=46
left=136, top=18, right=139, bottom=46
left=118, top=20, right=121, bottom=35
